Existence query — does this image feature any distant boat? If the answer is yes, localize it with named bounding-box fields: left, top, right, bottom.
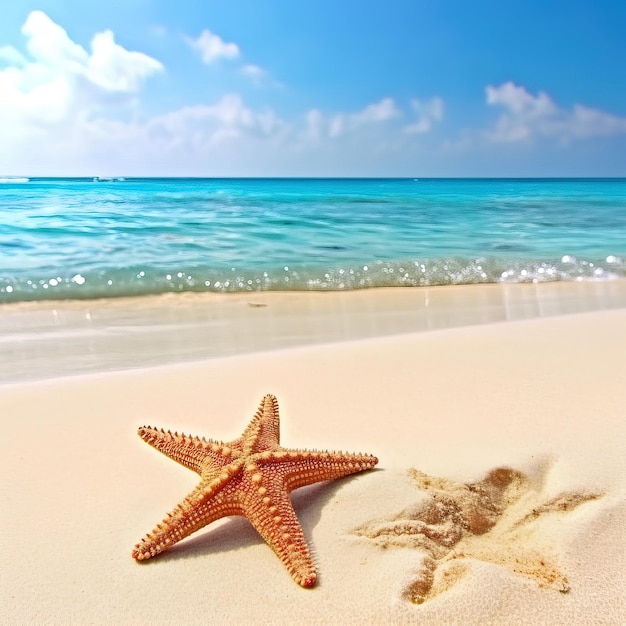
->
left=0, top=176, right=29, bottom=183
left=93, top=176, right=126, bottom=182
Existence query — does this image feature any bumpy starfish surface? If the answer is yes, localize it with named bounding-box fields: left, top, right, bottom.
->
left=132, top=394, right=378, bottom=587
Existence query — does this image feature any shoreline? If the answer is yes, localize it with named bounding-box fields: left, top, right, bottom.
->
left=2, top=279, right=626, bottom=385
left=1, top=309, right=625, bottom=624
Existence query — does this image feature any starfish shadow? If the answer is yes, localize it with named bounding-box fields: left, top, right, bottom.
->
left=149, top=476, right=362, bottom=563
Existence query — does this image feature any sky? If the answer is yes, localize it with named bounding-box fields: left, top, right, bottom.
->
left=0, top=1, right=625, bottom=177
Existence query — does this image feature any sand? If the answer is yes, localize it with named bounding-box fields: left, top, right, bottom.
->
left=1, top=288, right=625, bottom=624
left=3, top=279, right=626, bottom=384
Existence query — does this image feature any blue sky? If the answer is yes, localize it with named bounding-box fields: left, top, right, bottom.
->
left=0, top=1, right=624, bottom=176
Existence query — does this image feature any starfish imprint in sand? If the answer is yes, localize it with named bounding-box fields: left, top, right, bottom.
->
left=132, top=394, right=378, bottom=587
left=353, top=465, right=602, bottom=604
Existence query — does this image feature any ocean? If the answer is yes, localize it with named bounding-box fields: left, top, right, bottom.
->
left=1, top=177, right=625, bottom=304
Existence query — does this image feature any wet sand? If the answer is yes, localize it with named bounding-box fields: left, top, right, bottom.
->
left=2, top=280, right=625, bottom=384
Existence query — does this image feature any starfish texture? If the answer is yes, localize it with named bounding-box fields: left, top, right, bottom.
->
left=353, top=465, right=601, bottom=604
left=132, top=394, right=378, bottom=587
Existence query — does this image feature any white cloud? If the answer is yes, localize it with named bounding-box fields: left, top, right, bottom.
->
left=567, top=104, right=626, bottom=138
left=0, top=10, right=163, bottom=135
left=21, top=11, right=163, bottom=93
left=0, top=44, right=28, bottom=66
left=0, top=12, right=418, bottom=176
left=357, top=97, right=399, bottom=122
left=303, top=108, right=324, bottom=141
left=0, top=11, right=164, bottom=169
left=188, top=29, right=239, bottom=64
left=150, top=95, right=259, bottom=139
left=21, top=10, right=87, bottom=70
left=152, top=96, right=408, bottom=172
left=87, top=30, right=163, bottom=92
left=327, top=97, right=400, bottom=138
left=486, top=81, right=626, bottom=142
left=148, top=25, right=168, bottom=38
left=1, top=13, right=624, bottom=176
left=404, top=97, right=444, bottom=134
left=241, top=63, right=267, bottom=83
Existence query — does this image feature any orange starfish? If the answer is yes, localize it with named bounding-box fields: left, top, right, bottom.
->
left=132, top=394, right=378, bottom=587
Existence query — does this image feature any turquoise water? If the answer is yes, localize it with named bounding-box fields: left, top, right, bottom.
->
left=1, top=178, right=624, bottom=302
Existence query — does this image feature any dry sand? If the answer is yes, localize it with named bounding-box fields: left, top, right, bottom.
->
left=1, top=293, right=625, bottom=624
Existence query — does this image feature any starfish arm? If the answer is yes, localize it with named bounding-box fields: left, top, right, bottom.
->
left=137, top=426, right=220, bottom=474
left=262, top=450, right=379, bottom=492
left=132, top=468, right=242, bottom=561
left=243, top=485, right=317, bottom=588
left=132, top=395, right=379, bottom=587
left=240, top=394, right=281, bottom=455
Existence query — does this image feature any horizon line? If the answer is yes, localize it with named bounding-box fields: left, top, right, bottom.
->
left=2, top=175, right=625, bottom=181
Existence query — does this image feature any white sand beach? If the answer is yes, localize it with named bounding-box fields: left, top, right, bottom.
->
left=1, top=286, right=625, bottom=624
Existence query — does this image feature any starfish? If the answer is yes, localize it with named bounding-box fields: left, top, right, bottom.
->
left=353, top=465, right=601, bottom=604
left=132, top=394, right=378, bottom=587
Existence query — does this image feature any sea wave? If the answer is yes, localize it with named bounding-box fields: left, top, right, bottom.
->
left=0, top=177, right=30, bottom=183
left=1, top=255, right=623, bottom=303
